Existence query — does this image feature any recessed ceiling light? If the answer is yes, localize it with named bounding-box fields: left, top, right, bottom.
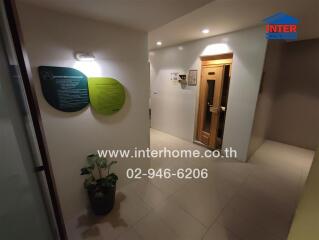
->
left=156, top=41, right=162, bottom=46
left=178, top=46, right=184, bottom=51
left=202, top=28, right=210, bottom=34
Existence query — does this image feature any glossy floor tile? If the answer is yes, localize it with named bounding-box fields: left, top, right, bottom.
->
left=203, top=223, right=241, bottom=240
left=66, top=129, right=313, bottom=240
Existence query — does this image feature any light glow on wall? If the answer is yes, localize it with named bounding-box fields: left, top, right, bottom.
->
left=73, top=61, right=102, bottom=77
left=201, top=43, right=231, bottom=56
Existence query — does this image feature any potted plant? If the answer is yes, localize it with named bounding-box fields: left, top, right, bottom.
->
left=80, top=154, right=118, bottom=215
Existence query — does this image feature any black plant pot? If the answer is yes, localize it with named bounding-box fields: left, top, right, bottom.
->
left=88, top=184, right=116, bottom=216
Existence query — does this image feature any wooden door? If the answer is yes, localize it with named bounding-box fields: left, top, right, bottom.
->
left=197, top=65, right=224, bottom=148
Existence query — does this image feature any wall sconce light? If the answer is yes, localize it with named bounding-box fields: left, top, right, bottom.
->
left=75, top=52, right=95, bottom=61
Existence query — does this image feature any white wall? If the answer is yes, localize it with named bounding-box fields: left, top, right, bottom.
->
left=150, top=27, right=267, bottom=161
left=250, top=39, right=319, bottom=154
left=248, top=41, right=284, bottom=157
left=17, top=2, right=150, bottom=222
left=267, top=39, right=319, bottom=150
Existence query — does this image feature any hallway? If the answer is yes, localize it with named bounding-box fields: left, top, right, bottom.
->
left=67, top=129, right=313, bottom=240
left=2, top=1, right=319, bottom=239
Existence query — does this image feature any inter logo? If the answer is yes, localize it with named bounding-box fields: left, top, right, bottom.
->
left=263, top=12, right=299, bottom=40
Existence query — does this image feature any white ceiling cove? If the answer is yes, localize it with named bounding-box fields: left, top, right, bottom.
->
left=149, top=0, right=319, bottom=49
left=18, top=0, right=319, bottom=49
left=17, top=0, right=214, bottom=31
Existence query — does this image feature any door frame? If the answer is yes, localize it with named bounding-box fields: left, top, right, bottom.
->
left=195, top=53, right=233, bottom=149
left=3, top=0, right=67, bottom=239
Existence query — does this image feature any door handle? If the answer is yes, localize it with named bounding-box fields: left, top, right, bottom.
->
left=221, top=106, right=226, bottom=112
left=209, top=106, right=219, bottom=113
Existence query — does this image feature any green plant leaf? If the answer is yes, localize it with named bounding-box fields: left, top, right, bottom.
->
left=87, top=165, right=95, bottom=171
left=83, top=154, right=118, bottom=190
left=84, top=175, right=96, bottom=188
left=97, top=157, right=107, bottom=169
left=108, top=161, right=117, bottom=167
left=80, top=167, right=91, bottom=175
left=105, top=173, right=118, bottom=186
left=87, top=154, right=98, bottom=167
left=106, top=161, right=117, bottom=174
left=84, top=178, right=92, bottom=188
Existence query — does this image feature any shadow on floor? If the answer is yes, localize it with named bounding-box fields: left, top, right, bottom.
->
left=76, top=192, right=128, bottom=239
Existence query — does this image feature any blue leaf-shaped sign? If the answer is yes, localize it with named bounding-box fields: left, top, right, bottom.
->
left=38, top=66, right=89, bottom=112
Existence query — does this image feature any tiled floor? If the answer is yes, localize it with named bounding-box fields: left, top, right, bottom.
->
left=66, top=129, right=314, bottom=240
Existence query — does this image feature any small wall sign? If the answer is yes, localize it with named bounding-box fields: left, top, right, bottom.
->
left=170, top=72, right=179, bottom=81
left=88, top=77, right=125, bottom=115
left=38, top=66, right=89, bottom=112
left=188, top=70, right=198, bottom=86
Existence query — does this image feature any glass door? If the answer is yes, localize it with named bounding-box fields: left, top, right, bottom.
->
left=0, top=1, right=57, bottom=239
left=197, top=65, right=224, bottom=148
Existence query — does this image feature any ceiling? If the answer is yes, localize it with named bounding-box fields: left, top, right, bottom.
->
left=149, top=0, right=319, bottom=49
left=18, top=0, right=319, bottom=50
left=18, top=0, right=214, bottom=31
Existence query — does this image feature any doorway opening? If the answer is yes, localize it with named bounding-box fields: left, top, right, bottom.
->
left=196, top=53, right=233, bottom=149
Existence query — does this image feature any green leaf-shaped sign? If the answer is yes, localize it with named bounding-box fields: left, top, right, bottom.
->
left=88, top=77, right=125, bottom=115
left=38, top=66, right=89, bottom=112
